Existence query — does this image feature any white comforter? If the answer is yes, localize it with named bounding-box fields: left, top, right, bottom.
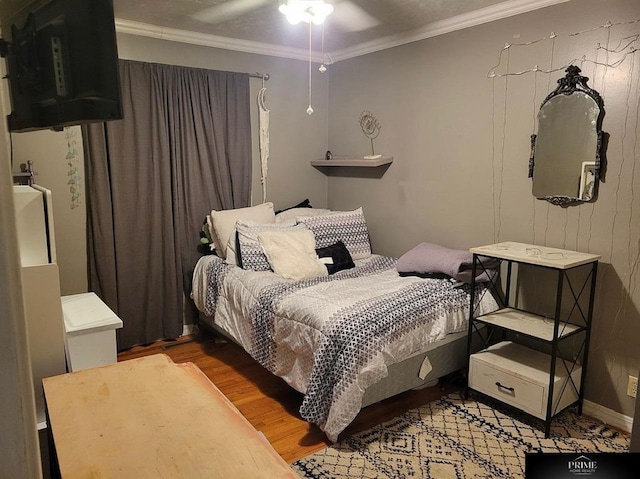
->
left=192, top=254, right=498, bottom=441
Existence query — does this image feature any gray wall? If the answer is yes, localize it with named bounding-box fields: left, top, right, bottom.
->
left=326, top=0, right=640, bottom=417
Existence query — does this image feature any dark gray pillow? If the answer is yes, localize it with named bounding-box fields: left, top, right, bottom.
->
left=315, top=241, right=355, bottom=275
left=275, top=198, right=312, bottom=214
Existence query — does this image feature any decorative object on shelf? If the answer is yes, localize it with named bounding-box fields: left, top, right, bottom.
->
left=325, top=150, right=333, bottom=160
left=12, top=159, right=35, bottom=186
left=529, top=65, right=606, bottom=206
left=359, top=110, right=382, bottom=159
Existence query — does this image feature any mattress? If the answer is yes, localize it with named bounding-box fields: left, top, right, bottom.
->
left=192, top=254, right=498, bottom=441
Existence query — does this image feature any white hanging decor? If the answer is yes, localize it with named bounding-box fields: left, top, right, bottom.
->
left=257, top=87, right=270, bottom=202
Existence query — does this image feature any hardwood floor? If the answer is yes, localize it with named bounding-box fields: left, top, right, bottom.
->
left=117, top=331, right=461, bottom=463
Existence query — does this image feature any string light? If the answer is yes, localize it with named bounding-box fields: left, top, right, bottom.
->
left=568, top=18, right=640, bottom=37
left=488, top=17, right=640, bottom=414
left=487, top=23, right=640, bottom=78
left=488, top=48, right=639, bottom=78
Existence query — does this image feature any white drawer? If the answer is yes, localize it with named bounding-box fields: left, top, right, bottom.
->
left=469, top=355, right=546, bottom=416
left=469, top=341, right=581, bottom=420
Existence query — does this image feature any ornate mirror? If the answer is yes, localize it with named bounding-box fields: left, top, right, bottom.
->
left=529, top=66, right=605, bottom=206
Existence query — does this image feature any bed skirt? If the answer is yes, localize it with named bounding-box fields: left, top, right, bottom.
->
left=197, top=312, right=483, bottom=409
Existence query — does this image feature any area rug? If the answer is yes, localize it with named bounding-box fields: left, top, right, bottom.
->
left=291, top=393, right=629, bottom=478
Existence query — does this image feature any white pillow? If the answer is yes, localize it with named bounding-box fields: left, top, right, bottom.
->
left=205, top=215, right=216, bottom=247
left=210, top=203, right=275, bottom=259
left=258, top=230, right=327, bottom=281
left=275, top=207, right=331, bottom=223
left=225, top=219, right=301, bottom=268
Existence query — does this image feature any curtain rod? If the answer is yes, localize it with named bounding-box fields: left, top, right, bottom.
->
left=250, top=72, right=270, bottom=81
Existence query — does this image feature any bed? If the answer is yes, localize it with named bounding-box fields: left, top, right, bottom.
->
left=192, top=237, right=498, bottom=441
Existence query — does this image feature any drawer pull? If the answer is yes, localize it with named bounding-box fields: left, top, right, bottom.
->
left=495, top=382, right=515, bottom=392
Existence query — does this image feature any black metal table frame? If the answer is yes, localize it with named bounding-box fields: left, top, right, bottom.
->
left=464, top=252, right=598, bottom=437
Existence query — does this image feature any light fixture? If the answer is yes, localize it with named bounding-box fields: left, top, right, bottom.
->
left=279, top=1, right=334, bottom=115
left=279, top=0, right=334, bottom=25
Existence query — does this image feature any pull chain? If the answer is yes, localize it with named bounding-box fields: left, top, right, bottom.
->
left=319, top=23, right=327, bottom=73
left=307, top=22, right=314, bottom=115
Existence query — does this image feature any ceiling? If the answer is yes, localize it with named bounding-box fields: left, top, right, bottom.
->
left=112, top=0, right=569, bottom=61
left=0, top=1, right=568, bottom=62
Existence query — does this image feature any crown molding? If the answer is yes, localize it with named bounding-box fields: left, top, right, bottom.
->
left=331, top=0, right=570, bottom=62
left=114, top=18, right=324, bottom=63
left=115, top=0, right=570, bottom=64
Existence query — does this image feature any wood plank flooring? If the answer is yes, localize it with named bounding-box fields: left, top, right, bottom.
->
left=117, top=332, right=460, bottom=463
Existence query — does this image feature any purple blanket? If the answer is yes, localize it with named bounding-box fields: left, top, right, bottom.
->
left=396, top=242, right=498, bottom=283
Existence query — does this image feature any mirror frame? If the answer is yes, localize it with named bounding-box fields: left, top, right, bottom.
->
left=529, top=65, right=606, bottom=206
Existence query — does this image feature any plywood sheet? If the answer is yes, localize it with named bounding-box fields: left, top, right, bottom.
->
left=43, top=354, right=297, bottom=478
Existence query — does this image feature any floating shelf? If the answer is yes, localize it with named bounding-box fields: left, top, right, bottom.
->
left=310, top=156, right=393, bottom=167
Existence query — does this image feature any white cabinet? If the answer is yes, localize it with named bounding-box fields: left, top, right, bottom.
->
left=61, top=292, right=123, bottom=372
left=465, top=242, right=599, bottom=437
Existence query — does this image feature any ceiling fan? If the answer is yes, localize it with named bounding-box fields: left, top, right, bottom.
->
left=192, top=0, right=381, bottom=33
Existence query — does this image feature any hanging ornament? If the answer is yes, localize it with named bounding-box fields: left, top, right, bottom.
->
left=319, top=23, right=327, bottom=73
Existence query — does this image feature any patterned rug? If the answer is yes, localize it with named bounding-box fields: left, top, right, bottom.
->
left=291, top=393, right=629, bottom=478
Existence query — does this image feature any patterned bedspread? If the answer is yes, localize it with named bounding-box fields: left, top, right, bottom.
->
left=192, top=254, right=498, bottom=441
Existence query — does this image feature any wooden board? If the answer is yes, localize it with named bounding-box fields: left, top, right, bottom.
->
left=43, top=354, right=297, bottom=478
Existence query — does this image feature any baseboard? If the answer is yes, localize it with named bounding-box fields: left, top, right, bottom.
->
left=583, top=400, right=633, bottom=433
left=182, top=324, right=197, bottom=337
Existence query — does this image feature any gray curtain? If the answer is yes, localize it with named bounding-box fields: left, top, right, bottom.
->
left=83, top=59, right=251, bottom=350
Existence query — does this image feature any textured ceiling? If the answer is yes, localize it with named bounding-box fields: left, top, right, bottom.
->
left=113, top=0, right=514, bottom=53
left=0, top=1, right=566, bottom=59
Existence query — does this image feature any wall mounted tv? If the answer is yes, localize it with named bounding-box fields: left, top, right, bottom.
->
left=0, top=0, right=122, bottom=132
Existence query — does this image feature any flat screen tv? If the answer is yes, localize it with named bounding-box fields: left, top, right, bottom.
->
left=1, top=0, right=122, bottom=132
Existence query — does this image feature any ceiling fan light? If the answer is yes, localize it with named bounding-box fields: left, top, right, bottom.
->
left=315, top=3, right=334, bottom=18
left=279, top=4, right=300, bottom=24
left=279, top=0, right=333, bottom=25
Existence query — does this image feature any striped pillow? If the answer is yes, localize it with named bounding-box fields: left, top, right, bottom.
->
left=299, top=207, right=372, bottom=260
